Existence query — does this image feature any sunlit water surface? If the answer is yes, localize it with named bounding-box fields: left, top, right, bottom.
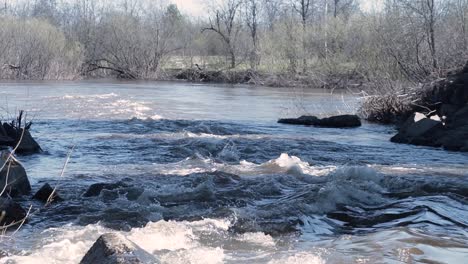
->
left=0, top=81, right=467, bottom=264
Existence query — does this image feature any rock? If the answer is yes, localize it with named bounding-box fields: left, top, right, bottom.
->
left=436, top=125, right=468, bottom=151
left=78, top=209, right=149, bottom=231
left=449, top=105, right=468, bottom=128
left=123, top=187, right=145, bottom=201
left=278, top=115, right=361, bottom=128
left=0, top=197, right=27, bottom=227
left=0, top=152, right=31, bottom=197
left=1, top=124, right=42, bottom=154
left=83, top=182, right=129, bottom=197
left=80, top=233, right=157, bottom=264
left=15, top=129, right=42, bottom=154
left=438, top=104, right=458, bottom=119
left=316, top=115, right=362, bottom=128
left=391, top=113, right=444, bottom=145
left=0, top=135, right=14, bottom=146
left=278, top=115, right=320, bottom=125
left=33, top=183, right=63, bottom=203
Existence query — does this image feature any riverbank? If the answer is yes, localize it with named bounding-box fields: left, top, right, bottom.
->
left=359, top=61, right=468, bottom=151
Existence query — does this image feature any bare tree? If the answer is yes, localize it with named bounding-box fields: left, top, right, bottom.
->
left=263, top=0, right=282, bottom=31
left=245, top=0, right=261, bottom=69
left=202, top=0, right=242, bottom=69
left=292, top=0, right=314, bottom=72
left=397, top=0, right=442, bottom=70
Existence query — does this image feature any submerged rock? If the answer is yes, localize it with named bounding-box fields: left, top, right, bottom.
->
left=33, top=183, right=63, bottom=203
left=0, top=152, right=31, bottom=197
left=0, top=197, right=27, bottom=228
left=83, top=182, right=129, bottom=197
left=278, top=115, right=361, bottom=128
left=80, top=233, right=157, bottom=264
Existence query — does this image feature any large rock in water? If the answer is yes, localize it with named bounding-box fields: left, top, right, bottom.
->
left=391, top=111, right=468, bottom=151
left=1, top=124, right=41, bottom=154
left=391, top=112, right=444, bottom=146
left=80, top=233, right=158, bottom=264
left=0, top=152, right=31, bottom=197
left=316, top=115, right=362, bottom=128
left=278, top=115, right=361, bottom=128
left=33, top=183, right=63, bottom=203
left=391, top=113, right=444, bottom=147
left=278, top=115, right=320, bottom=125
left=0, top=197, right=27, bottom=228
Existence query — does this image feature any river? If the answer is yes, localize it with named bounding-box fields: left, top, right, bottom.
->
left=0, top=81, right=467, bottom=263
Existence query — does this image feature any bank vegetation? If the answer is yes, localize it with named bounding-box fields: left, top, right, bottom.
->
left=0, top=0, right=466, bottom=90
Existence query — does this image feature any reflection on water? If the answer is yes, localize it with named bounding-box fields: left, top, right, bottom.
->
left=0, top=81, right=467, bottom=264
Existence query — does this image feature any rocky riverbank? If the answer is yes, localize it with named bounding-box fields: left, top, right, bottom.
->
left=360, top=62, right=468, bottom=152
left=390, top=63, right=468, bottom=151
left=0, top=113, right=43, bottom=230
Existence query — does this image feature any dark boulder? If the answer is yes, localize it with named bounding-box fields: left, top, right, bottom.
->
left=15, top=129, right=42, bottom=154
left=2, top=123, right=42, bottom=154
left=436, top=125, right=468, bottom=151
left=316, top=115, right=362, bottom=128
left=78, top=208, right=149, bottom=231
left=0, top=135, right=14, bottom=146
left=278, top=115, right=320, bottom=125
left=80, top=233, right=157, bottom=264
left=0, top=197, right=27, bottom=228
left=278, top=115, right=361, bottom=128
left=391, top=110, right=468, bottom=151
left=33, top=183, right=63, bottom=203
left=391, top=113, right=444, bottom=146
left=448, top=105, right=468, bottom=128
left=0, top=152, right=31, bottom=197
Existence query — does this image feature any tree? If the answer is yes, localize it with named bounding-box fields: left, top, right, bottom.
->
left=397, top=0, right=441, bottom=70
left=202, top=0, right=242, bottom=69
left=292, top=0, right=314, bottom=72
left=245, top=0, right=261, bottom=69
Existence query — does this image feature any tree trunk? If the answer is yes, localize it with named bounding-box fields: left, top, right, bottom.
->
left=428, top=0, right=438, bottom=69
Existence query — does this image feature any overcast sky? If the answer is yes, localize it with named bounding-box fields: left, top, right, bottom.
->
left=172, top=0, right=384, bottom=17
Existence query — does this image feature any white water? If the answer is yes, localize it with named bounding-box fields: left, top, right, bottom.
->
left=0, top=81, right=467, bottom=263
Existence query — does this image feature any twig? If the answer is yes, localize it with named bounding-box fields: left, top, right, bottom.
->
left=45, top=145, right=75, bottom=207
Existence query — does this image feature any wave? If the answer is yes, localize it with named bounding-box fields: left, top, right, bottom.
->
left=1, top=218, right=272, bottom=264
left=61, top=93, right=119, bottom=100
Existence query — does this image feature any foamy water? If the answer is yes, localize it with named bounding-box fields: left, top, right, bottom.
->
left=0, top=81, right=467, bottom=263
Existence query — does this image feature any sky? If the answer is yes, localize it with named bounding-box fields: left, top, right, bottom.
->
left=172, top=0, right=385, bottom=17
left=5, top=0, right=384, bottom=17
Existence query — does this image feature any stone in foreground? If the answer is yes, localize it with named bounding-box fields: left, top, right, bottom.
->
left=278, top=115, right=361, bottom=128
left=80, top=233, right=158, bottom=264
left=0, top=152, right=31, bottom=197
left=0, top=197, right=27, bottom=228
left=33, top=183, right=63, bottom=203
